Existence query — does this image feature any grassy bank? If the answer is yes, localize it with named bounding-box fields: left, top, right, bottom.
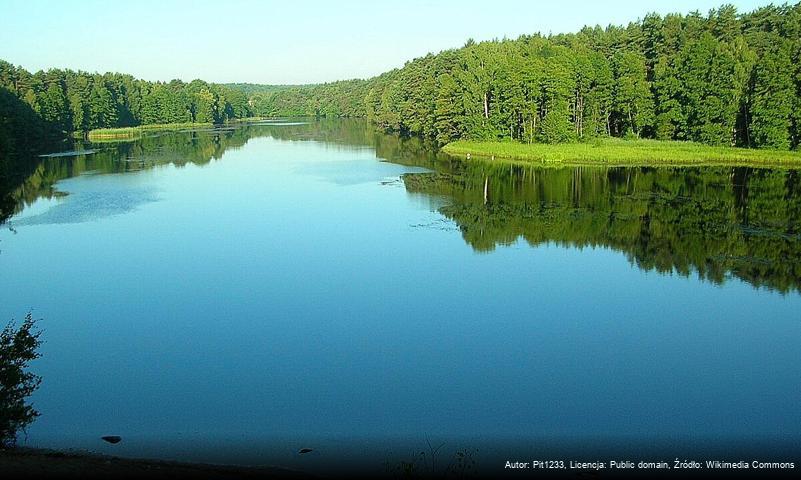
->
left=442, top=138, right=801, bottom=168
left=83, top=122, right=215, bottom=140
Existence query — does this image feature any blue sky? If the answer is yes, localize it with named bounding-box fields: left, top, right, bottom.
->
left=0, top=0, right=773, bottom=84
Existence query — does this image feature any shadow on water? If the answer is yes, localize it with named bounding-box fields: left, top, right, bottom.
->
left=2, top=118, right=801, bottom=293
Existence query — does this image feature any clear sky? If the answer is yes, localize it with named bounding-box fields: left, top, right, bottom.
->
left=0, top=0, right=773, bottom=85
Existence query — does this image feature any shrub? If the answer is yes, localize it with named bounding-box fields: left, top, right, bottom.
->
left=0, top=312, right=42, bottom=447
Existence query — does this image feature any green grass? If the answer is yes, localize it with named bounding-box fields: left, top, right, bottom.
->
left=84, top=122, right=214, bottom=140
left=442, top=138, right=801, bottom=168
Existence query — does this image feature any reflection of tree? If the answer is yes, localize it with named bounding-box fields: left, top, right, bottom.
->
left=1, top=128, right=259, bottom=223
left=1, top=119, right=390, bottom=224
left=403, top=164, right=801, bottom=293
left=4, top=118, right=801, bottom=293
left=0, top=85, right=67, bottom=225
left=260, top=118, right=444, bottom=167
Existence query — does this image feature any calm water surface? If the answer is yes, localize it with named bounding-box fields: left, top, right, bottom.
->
left=1, top=119, right=799, bottom=473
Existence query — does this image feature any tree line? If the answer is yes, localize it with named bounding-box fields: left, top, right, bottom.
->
left=254, top=3, right=801, bottom=150
left=0, top=61, right=254, bottom=131
left=2, top=3, right=799, bottom=158
left=0, top=61, right=256, bottom=159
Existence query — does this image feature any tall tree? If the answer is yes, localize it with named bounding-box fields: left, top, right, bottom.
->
left=748, top=35, right=794, bottom=149
left=612, top=51, right=655, bottom=137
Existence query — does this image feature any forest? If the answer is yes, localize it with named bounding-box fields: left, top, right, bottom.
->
left=0, top=62, right=254, bottom=158
left=252, top=3, right=801, bottom=150
left=1, top=3, right=800, bottom=162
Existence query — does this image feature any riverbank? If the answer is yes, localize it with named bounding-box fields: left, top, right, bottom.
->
left=441, top=138, right=801, bottom=168
left=0, top=447, right=313, bottom=479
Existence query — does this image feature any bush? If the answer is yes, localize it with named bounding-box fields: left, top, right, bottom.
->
left=0, top=312, right=42, bottom=447
left=539, top=109, right=575, bottom=144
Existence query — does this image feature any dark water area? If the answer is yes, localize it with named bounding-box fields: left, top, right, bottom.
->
left=0, top=119, right=799, bottom=476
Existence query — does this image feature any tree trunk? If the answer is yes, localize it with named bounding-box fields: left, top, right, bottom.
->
left=529, top=118, right=533, bottom=144
left=744, top=107, right=751, bottom=148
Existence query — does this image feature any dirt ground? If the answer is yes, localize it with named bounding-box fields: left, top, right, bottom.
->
left=0, top=447, right=315, bottom=479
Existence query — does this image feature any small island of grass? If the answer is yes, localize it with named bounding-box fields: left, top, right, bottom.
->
left=82, top=122, right=215, bottom=141
left=82, top=118, right=270, bottom=143
left=441, top=139, right=801, bottom=168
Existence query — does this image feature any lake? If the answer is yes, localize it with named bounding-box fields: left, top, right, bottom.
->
left=1, top=119, right=799, bottom=475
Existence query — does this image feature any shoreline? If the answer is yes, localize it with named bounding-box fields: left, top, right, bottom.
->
left=441, top=139, right=801, bottom=168
left=0, top=447, right=313, bottom=479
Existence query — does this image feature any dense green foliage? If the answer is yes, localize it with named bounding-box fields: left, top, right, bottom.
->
left=222, top=83, right=296, bottom=96
left=0, top=60, right=253, bottom=138
left=256, top=3, right=801, bottom=150
left=0, top=61, right=259, bottom=183
left=249, top=80, right=366, bottom=117
left=3, top=3, right=798, bottom=158
left=0, top=313, right=42, bottom=447
left=0, top=86, right=62, bottom=159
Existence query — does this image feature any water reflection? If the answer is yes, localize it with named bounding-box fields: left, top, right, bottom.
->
left=2, top=119, right=801, bottom=293
left=1, top=119, right=799, bottom=471
left=0, top=121, right=369, bottom=220
left=403, top=164, right=801, bottom=294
